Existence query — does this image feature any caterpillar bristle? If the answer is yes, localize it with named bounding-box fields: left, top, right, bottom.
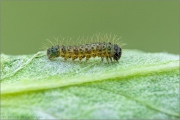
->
left=53, top=36, right=59, bottom=46
left=45, top=33, right=124, bottom=63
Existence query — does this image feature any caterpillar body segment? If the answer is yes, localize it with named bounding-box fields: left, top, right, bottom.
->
left=47, top=42, right=122, bottom=63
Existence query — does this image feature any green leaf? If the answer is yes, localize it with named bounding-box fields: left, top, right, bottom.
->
left=1, top=49, right=179, bottom=119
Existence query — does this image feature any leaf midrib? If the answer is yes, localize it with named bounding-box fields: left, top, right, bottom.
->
left=1, top=61, right=178, bottom=95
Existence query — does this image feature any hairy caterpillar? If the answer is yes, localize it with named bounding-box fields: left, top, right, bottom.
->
left=46, top=34, right=123, bottom=63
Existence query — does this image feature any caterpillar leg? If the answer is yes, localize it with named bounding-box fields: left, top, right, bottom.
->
left=113, top=54, right=119, bottom=63
left=101, top=57, right=104, bottom=62
left=86, top=57, right=90, bottom=62
left=85, top=54, right=91, bottom=62
left=114, top=59, right=119, bottom=63
left=72, top=57, right=78, bottom=61
left=79, top=55, right=85, bottom=62
left=64, top=58, right=67, bottom=61
left=106, top=56, right=109, bottom=64
left=92, top=53, right=96, bottom=58
left=109, top=57, right=113, bottom=63
left=79, top=57, right=83, bottom=61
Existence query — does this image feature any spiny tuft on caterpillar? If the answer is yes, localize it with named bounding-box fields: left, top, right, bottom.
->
left=46, top=34, right=124, bottom=63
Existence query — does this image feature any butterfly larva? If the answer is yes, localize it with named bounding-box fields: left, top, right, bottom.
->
left=46, top=34, right=122, bottom=63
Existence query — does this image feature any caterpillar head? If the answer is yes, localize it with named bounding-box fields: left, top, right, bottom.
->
left=113, top=44, right=122, bottom=61
left=47, top=45, right=60, bottom=59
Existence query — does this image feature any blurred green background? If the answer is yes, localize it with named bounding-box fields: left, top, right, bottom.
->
left=1, top=0, right=179, bottom=55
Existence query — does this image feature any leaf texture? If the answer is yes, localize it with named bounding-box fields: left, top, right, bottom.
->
left=1, top=49, right=179, bottom=119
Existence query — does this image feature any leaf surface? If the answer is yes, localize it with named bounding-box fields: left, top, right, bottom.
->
left=1, top=50, right=179, bottom=119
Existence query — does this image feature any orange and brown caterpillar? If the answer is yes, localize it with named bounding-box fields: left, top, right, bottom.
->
left=46, top=34, right=124, bottom=63
left=47, top=42, right=122, bottom=63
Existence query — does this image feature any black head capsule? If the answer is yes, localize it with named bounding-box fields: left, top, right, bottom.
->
left=113, top=44, right=122, bottom=61
left=47, top=45, right=60, bottom=59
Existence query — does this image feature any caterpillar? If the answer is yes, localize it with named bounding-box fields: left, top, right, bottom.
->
left=46, top=34, right=123, bottom=63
